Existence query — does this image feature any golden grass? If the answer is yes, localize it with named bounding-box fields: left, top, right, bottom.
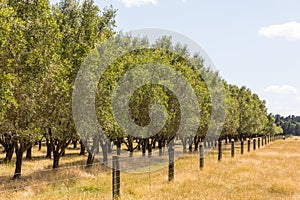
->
left=0, top=137, right=300, bottom=199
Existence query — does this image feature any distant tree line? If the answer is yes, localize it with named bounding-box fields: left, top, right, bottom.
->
left=275, top=115, right=300, bottom=136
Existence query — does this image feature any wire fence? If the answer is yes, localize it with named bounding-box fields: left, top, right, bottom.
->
left=0, top=134, right=293, bottom=199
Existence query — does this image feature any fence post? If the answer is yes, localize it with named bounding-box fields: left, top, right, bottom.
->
left=199, top=143, right=204, bottom=170
left=247, top=139, right=250, bottom=152
left=258, top=137, right=260, bottom=149
left=112, top=156, right=120, bottom=199
left=253, top=138, right=256, bottom=150
left=231, top=139, right=234, bottom=158
left=168, top=140, right=174, bottom=181
left=241, top=140, right=244, bottom=155
left=265, top=136, right=267, bottom=146
left=218, top=139, right=222, bottom=161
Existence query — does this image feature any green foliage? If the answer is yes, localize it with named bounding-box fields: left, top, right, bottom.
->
left=275, top=114, right=299, bottom=135
left=0, top=0, right=116, bottom=174
left=0, top=0, right=281, bottom=174
left=91, top=34, right=213, bottom=148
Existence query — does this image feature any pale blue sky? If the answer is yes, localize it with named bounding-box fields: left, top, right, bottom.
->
left=51, top=0, right=300, bottom=116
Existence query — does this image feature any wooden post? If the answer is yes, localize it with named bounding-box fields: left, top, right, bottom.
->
left=112, top=156, right=120, bottom=199
left=258, top=138, right=260, bottom=149
left=199, top=143, right=204, bottom=170
left=253, top=138, right=256, bottom=150
left=261, top=136, right=264, bottom=147
left=247, top=139, right=250, bottom=152
left=241, top=140, right=244, bottom=155
left=168, top=141, right=174, bottom=181
left=218, top=140, right=222, bottom=161
left=231, top=140, right=234, bottom=158
left=265, top=136, right=267, bottom=146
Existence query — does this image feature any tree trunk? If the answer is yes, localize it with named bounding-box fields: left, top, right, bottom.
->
left=95, top=142, right=99, bottom=154
left=61, top=150, right=65, bottom=157
left=38, top=140, right=42, bottom=151
left=79, top=140, right=85, bottom=155
left=4, top=145, right=14, bottom=163
left=128, top=139, right=134, bottom=157
left=152, top=138, right=156, bottom=149
left=107, top=140, right=112, bottom=153
left=142, top=139, right=147, bottom=156
left=26, top=146, right=32, bottom=160
left=188, top=143, right=193, bottom=152
left=148, top=139, right=152, bottom=157
left=46, top=138, right=52, bottom=159
left=182, top=138, right=187, bottom=152
left=116, top=139, right=121, bottom=156
left=137, top=139, right=141, bottom=150
left=53, top=152, right=60, bottom=169
left=158, top=139, right=164, bottom=156
left=73, top=140, right=77, bottom=149
left=13, top=149, right=23, bottom=179
left=86, top=152, right=94, bottom=167
left=210, top=139, right=214, bottom=148
left=194, top=136, right=200, bottom=151
left=102, top=147, right=108, bottom=164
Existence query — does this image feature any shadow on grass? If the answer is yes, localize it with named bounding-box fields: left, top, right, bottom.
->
left=0, top=159, right=110, bottom=194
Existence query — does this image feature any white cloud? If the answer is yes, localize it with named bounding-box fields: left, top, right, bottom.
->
left=258, top=22, right=300, bottom=40
left=264, top=85, right=298, bottom=94
left=119, top=0, right=158, bottom=7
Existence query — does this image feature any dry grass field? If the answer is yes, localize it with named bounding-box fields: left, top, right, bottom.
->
left=0, top=137, right=299, bottom=200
